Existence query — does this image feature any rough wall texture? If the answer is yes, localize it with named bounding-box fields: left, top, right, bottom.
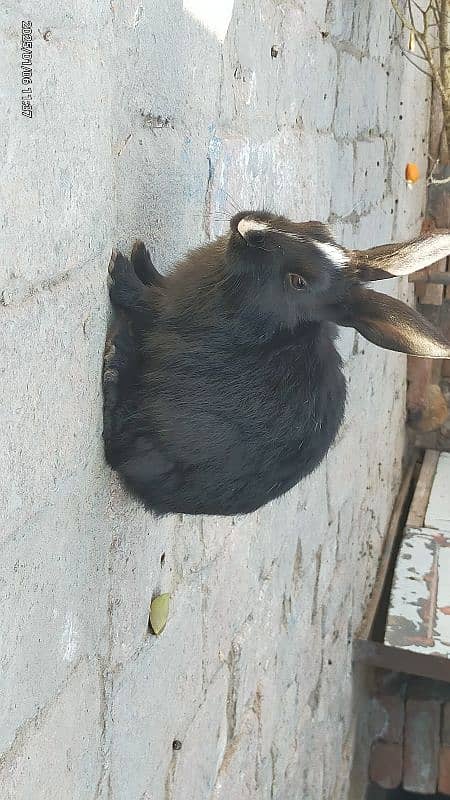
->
left=1, top=1, right=430, bottom=798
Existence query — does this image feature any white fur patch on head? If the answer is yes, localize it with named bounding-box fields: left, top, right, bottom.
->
left=237, top=218, right=269, bottom=238
left=311, top=240, right=348, bottom=269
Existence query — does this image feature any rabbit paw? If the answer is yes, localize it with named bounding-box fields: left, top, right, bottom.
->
left=102, top=334, right=119, bottom=443
left=131, top=240, right=165, bottom=288
left=108, top=249, right=142, bottom=310
left=102, top=318, right=136, bottom=443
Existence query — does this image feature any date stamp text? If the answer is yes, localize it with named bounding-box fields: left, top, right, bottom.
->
left=21, top=20, right=33, bottom=118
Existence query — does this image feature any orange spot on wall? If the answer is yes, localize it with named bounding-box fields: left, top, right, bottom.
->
left=405, top=162, right=420, bottom=183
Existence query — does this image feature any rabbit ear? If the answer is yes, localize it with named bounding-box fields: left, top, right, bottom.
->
left=351, top=231, right=450, bottom=282
left=332, top=286, right=450, bottom=358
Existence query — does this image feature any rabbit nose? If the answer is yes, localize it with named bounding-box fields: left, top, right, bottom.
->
left=237, top=218, right=268, bottom=247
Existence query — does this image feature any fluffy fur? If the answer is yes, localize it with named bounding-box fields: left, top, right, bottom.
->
left=103, top=210, right=450, bottom=515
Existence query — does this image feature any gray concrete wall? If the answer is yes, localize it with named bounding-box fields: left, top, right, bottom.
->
left=1, top=1, right=429, bottom=798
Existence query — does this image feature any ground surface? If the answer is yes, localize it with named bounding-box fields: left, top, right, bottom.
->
left=0, top=2, right=431, bottom=798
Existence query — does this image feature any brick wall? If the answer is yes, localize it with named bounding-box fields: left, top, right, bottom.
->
left=369, top=679, right=450, bottom=795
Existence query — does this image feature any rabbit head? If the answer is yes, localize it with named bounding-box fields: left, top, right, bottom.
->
left=226, top=211, right=450, bottom=358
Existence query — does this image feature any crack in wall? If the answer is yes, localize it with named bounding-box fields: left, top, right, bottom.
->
left=0, top=248, right=107, bottom=310
left=163, top=750, right=177, bottom=800
left=93, top=504, right=119, bottom=800
left=0, top=655, right=85, bottom=770
left=311, top=545, right=323, bottom=625
left=225, top=641, right=239, bottom=745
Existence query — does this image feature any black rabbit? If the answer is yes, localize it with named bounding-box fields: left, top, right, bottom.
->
left=103, top=211, right=450, bottom=515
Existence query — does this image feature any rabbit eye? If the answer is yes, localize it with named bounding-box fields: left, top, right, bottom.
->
left=288, top=273, right=307, bottom=291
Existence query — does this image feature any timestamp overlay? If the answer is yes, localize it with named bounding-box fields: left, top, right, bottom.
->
left=21, top=20, right=32, bottom=118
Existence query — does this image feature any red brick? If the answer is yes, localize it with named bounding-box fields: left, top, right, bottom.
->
left=439, top=745, right=450, bottom=794
left=442, top=702, right=450, bottom=745
left=403, top=699, right=440, bottom=794
left=372, top=695, right=404, bottom=743
left=407, top=357, right=433, bottom=428
left=369, top=742, right=402, bottom=789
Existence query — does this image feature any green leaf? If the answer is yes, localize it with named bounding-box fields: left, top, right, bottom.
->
left=149, top=593, right=170, bottom=635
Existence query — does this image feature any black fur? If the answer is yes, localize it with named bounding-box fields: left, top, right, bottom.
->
left=103, top=211, right=356, bottom=515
